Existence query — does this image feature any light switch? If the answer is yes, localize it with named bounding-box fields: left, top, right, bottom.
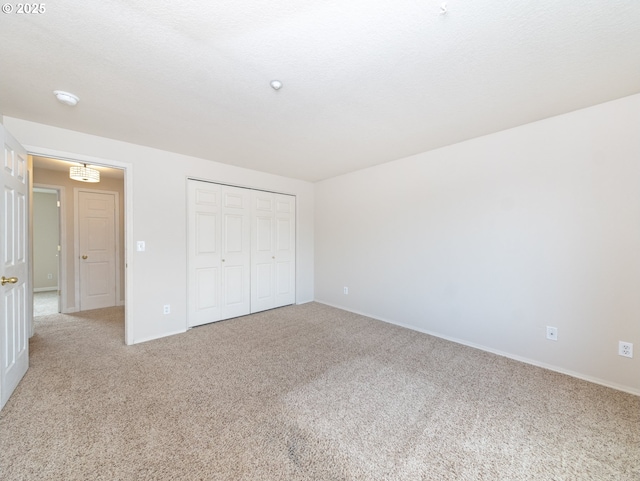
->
left=136, top=241, right=145, bottom=252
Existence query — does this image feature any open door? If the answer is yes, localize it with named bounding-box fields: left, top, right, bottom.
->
left=1, top=126, right=30, bottom=410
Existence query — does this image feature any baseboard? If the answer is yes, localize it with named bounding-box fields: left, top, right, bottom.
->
left=314, top=299, right=640, bottom=397
left=133, top=329, right=187, bottom=345
left=34, top=287, right=57, bottom=292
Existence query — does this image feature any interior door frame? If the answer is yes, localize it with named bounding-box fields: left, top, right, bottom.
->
left=23, top=146, right=134, bottom=345
left=74, top=187, right=121, bottom=312
left=32, top=184, right=65, bottom=314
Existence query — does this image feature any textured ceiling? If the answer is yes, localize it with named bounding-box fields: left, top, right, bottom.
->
left=1, top=1, right=639, bottom=182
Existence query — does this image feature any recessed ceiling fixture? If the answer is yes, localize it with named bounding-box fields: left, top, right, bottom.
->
left=270, top=80, right=282, bottom=91
left=53, top=90, right=80, bottom=106
left=70, top=163, right=100, bottom=183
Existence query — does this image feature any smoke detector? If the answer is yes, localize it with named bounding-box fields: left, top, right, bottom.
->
left=53, top=90, right=80, bottom=106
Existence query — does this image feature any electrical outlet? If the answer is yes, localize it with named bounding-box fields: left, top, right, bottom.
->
left=546, top=326, right=558, bottom=341
left=163, top=304, right=170, bottom=315
left=47, top=273, right=53, bottom=279
left=343, top=286, right=348, bottom=295
left=619, top=341, right=633, bottom=358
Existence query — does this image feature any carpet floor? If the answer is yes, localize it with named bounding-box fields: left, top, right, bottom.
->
left=1, top=303, right=638, bottom=480
left=33, top=290, right=59, bottom=317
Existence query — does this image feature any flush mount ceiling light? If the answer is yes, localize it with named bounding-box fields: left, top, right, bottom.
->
left=53, top=90, right=80, bottom=106
left=270, top=80, right=282, bottom=91
left=70, top=163, right=100, bottom=183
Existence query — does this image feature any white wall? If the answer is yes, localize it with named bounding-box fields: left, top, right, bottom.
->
left=315, top=94, right=640, bottom=394
left=32, top=192, right=59, bottom=290
left=5, top=117, right=314, bottom=344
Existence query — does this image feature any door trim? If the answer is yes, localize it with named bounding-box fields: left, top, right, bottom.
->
left=186, top=176, right=297, bottom=197
left=74, top=188, right=120, bottom=312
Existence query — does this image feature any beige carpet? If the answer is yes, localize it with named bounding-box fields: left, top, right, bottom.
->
left=1, top=303, right=638, bottom=480
left=33, top=290, right=59, bottom=317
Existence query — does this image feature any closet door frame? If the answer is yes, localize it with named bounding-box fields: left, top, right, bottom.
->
left=187, top=178, right=295, bottom=327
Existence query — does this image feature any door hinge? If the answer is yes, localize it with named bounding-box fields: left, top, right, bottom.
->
left=57, top=200, right=61, bottom=207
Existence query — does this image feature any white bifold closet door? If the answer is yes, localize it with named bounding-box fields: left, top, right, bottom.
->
left=250, top=190, right=296, bottom=313
left=188, top=181, right=251, bottom=327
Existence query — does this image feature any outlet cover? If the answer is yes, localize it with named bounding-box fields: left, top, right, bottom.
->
left=546, top=326, right=558, bottom=341
left=163, top=305, right=170, bottom=315
left=619, top=341, right=633, bottom=358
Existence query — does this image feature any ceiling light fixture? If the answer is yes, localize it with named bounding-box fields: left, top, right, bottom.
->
left=270, top=80, right=282, bottom=91
left=53, top=90, right=80, bottom=106
left=70, top=163, right=100, bottom=183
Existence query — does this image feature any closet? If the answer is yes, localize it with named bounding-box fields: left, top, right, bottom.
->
left=187, top=180, right=295, bottom=327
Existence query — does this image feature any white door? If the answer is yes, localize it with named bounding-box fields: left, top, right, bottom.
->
left=220, top=186, right=251, bottom=320
left=1, top=127, right=29, bottom=410
left=188, top=180, right=250, bottom=327
left=250, top=191, right=295, bottom=313
left=78, top=191, right=116, bottom=310
left=273, top=194, right=296, bottom=307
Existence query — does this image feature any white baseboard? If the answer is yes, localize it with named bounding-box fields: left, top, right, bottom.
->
left=34, top=287, right=57, bottom=292
left=133, top=329, right=187, bottom=345
left=314, top=299, right=640, bottom=397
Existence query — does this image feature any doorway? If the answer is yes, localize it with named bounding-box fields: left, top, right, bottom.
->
left=31, top=155, right=129, bottom=341
left=32, top=186, right=62, bottom=316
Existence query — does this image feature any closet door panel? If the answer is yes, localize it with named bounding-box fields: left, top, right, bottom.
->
left=223, top=266, right=243, bottom=305
left=274, top=194, right=295, bottom=307
left=256, top=263, right=273, bottom=297
left=196, top=267, right=219, bottom=310
left=188, top=182, right=221, bottom=326
left=251, top=191, right=295, bottom=313
left=196, top=213, right=217, bottom=254
left=220, top=186, right=250, bottom=320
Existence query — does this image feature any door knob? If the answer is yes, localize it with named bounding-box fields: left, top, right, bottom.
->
left=82, top=255, right=88, bottom=259
left=1, top=276, right=18, bottom=286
